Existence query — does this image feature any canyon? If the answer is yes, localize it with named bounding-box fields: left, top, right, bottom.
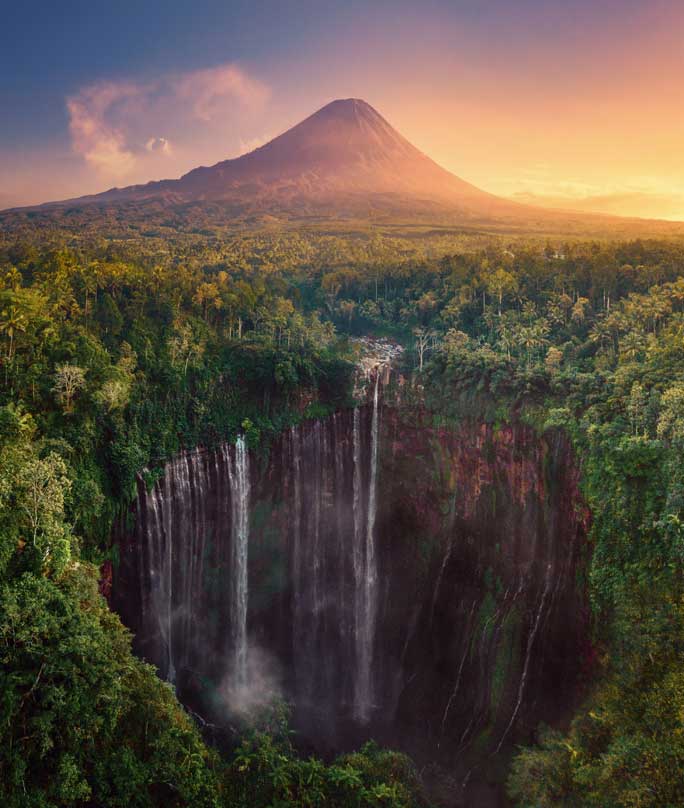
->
left=113, top=367, right=589, bottom=805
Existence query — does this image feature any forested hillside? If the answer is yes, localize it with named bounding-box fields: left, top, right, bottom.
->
left=2, top=228, right=684, bottom=805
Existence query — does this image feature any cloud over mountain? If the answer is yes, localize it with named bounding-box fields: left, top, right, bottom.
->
left=66, top=64, right=270, bottom=182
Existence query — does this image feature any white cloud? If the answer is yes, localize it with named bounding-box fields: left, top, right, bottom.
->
left=67, top=82, right=140, bottom=177
left=173, top=65, right=270, bottom=123
left=145, top=137, right=172, bottom=155
left=66, top=64, right=271, bottom=181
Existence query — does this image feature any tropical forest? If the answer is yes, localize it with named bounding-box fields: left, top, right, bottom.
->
left=3, top=3, right=684, bottom=806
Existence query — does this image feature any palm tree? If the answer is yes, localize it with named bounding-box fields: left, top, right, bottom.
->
left=0, top=305, right=27, bottom=361
left=619, top=331, right=645, bottom=362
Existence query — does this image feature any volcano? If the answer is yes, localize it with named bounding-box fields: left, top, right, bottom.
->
left=37, top=98, right=529, bottom=221
left=15, top=99, right=684, bottom=234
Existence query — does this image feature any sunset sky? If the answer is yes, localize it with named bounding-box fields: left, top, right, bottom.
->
left=2, top=0, right=684, bottom=218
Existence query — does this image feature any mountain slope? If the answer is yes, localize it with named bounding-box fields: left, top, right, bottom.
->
left=35, top=99, right=526, bottom=219
left=7, top=98, right=684, bottom=235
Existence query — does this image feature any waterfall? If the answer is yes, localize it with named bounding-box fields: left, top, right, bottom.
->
left=333, top=413, right=348, bottom=643
left=495, top=564, right=553, bottom=753
left=291, top=427, right=303, bottom=634
left=353, top=369, right=381, bottom=722
left=116, top=368, right=587, bottom=776
left=352, top=407, right=364, bottom=717
left=147, top=482, right=174, bottom=683
left=161, top=467, right=176, bottom=685
left=312, top=422, right=323, bottom=630
left=430, top=535, right=454, bottom=630
left=440, top=600, right=478, bottom=736
left=230, top=436, right=250, bottom=688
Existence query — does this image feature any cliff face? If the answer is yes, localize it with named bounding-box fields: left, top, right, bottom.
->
left=375, top=409, right=589, bottom=778
left=113, top=378, right=589, bottom=804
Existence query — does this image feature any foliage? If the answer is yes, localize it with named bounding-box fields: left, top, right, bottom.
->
left=4, top=227, right=684, bottom=804
left=227, top=726, right=426, bottom=808
left=0, top=564, right=224, bottom=808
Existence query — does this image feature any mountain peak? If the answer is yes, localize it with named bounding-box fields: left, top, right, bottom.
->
left=296, top=98, right=393, bottom=139
left=312, top=98, right=377, bottom=118
left=318, top=97, right=372, bottom=109
left=278, top=97, right=400, bottom=145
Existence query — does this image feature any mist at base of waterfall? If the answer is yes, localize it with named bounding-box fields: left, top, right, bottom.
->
left=218, top=644, right=283, bottom=721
